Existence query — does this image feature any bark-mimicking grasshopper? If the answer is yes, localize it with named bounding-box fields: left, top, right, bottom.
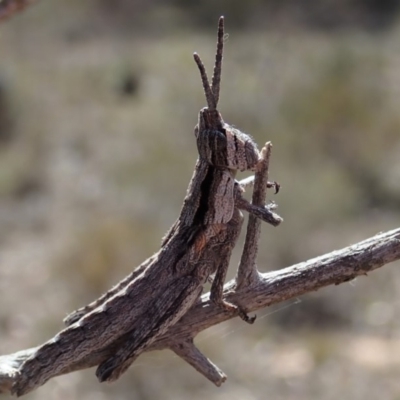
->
left=13, top=17, right=282, bottom=396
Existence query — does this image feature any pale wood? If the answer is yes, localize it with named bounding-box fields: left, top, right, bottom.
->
left=237, top=143, right=273, bottom=288
left=0, top=227, right=399, bottom=395
left=170, top=339, right=226, bottom=386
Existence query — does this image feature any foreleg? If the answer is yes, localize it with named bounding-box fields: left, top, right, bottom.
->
left=208, top=209, right=255, bottom=323
left=235, top=185, right=282, bottom=227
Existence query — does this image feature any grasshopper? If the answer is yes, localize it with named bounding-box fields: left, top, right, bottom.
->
left=13, top=17, right=281, bottom=396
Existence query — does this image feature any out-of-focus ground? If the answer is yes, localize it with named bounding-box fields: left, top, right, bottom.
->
left=0, top=1, right=400, bottom=399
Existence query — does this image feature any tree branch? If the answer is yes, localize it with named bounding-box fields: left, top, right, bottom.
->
left=1, top=227, right=399, bottom=396
left=237, top=142, right=274, bottom=287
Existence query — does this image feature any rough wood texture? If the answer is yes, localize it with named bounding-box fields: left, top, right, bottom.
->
left=0, top=227, right=399, bottom=395
left=237, top=144, right=274, bottom=288
left=6, top=17, right=283, bottom=397
left=1, top=15, right=399, bottom=398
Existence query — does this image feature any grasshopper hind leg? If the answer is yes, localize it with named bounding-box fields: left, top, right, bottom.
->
left=96, top=276, right=204, bottom=382
left=210, top=259, right=256, bottom=325
left=209, top=209, right=256, bottom=324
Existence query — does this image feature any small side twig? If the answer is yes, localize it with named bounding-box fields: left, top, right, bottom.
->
left=0, top=227, right=399, bottom=396
left=170, top=339, right=226, bottom=386
left=236, top=142, right=280, bottom=288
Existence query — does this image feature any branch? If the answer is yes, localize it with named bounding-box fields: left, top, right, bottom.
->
left=1, top=227, right=399, bottom=395
left=0, top=0, right=35, bottom=22
left=237, top=142, right=274, bottom=287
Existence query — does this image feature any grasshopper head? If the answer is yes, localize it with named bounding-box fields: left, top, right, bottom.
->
left=195, top=108, right=259, bottom=172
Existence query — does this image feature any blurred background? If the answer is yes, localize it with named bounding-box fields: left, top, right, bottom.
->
left=0, top=1, right=400, bottom=399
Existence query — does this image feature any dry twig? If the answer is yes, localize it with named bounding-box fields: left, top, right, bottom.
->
left=0, top=227, right=399, bottom=395
left=0, top=15, right=399, bottom=397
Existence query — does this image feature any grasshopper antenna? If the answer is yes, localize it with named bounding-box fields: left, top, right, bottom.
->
left=211, top=16, right=224, bottom=106
left=193, top=16, right=225, bottom=110
left=193, top=52, right=216, bottom=110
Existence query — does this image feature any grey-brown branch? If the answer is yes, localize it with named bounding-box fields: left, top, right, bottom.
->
left=0, top=227, right=399, bottom=395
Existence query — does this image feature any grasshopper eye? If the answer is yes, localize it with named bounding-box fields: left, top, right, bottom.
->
left=196, top=127, right=259, bottom=172
left=196, top=128, right=228, bottom=167
left=224, top=127, right=259, bottom=171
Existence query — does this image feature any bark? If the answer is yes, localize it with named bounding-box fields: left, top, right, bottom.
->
left=0, top=227, right=399, bottom=395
